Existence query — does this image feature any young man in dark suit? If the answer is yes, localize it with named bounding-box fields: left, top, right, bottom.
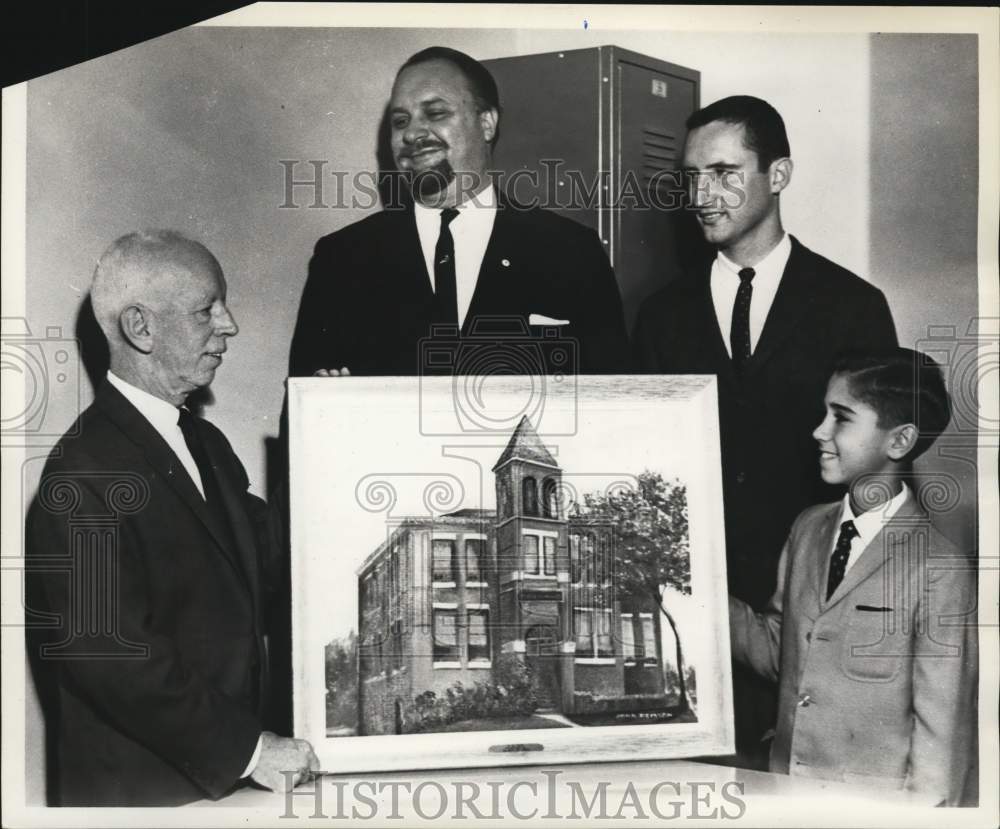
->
left=27, top=231, right=318, bottom=805
left=289, top=46, right=630, bottom=378
left=632, top=96, right=898, bottom=768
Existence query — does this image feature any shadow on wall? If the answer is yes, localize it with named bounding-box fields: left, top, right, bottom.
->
left=74, top=295, right=108, bottom=396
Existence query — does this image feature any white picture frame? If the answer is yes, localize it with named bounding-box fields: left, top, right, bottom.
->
left=288, top=374, right=733, bottom=773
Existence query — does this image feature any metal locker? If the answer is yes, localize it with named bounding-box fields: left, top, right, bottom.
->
left=484, top=47, right=703, bottom=330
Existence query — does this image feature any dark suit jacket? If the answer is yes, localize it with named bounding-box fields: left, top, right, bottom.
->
left=27, top=381, right=276, bottom=806
left=730, top=498, right=977, bottom=805
left=633, top=236, right=898, bottom=608
left=288, top=197, right=630, bottom=376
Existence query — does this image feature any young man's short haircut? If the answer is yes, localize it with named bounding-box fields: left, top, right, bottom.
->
left=686, top=95, right=790, bottom=170
left=831, top=348, right=952, bottom=460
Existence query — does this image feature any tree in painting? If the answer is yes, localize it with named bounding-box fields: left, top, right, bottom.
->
left=325, top=631, right=358, bottom=735
left=574, top=472, right=692, bottom=711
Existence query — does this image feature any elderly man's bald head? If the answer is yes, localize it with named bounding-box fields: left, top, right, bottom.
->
left=91, top=230, right=223, bottom=341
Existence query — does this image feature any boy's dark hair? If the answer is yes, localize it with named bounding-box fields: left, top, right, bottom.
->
left=686, top=95, right=790, bottom=170
left=398, top=47, right=501, bottom=116
left=831, top=348, right=952, bottom=461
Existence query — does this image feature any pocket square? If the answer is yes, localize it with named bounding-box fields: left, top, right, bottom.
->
left=856, top=605, right=893, bottom=612
left=528, top=314, right=570, bottom=326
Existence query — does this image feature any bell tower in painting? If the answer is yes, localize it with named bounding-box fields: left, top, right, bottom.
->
left=493, top=415, right=563, bottom=528
left=493, top=416, right=571, bottom=710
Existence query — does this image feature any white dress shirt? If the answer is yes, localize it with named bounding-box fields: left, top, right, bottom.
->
left=413, top=184, right=498, bottom=329
left=106, top=371, right=205, bottom=498
left=105, top=371, right=262, bottom=777
left=711, top=233, right=792, bottom=357
left=834, top=481, right=911, bottom=576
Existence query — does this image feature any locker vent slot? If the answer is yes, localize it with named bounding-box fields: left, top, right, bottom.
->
left=642, top=126, right=679, bottom=174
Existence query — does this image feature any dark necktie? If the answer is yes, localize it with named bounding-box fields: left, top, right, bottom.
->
left=433, top=207, right=460, bottom=324
left=177, top=407, right=238, bottom=556
left=178, top=407, right=218, bottom=503
left=826, top=519, right=859, bottom=600
left=730, top=266, right=756, bottom=371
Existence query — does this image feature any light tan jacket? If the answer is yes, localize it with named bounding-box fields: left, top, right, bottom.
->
left=730, top=497, right=978, bottom=805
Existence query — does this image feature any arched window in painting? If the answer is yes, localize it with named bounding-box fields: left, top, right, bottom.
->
left=542, top=477, right=559, bottom=518
left=522, top=476, right=538, bottom=516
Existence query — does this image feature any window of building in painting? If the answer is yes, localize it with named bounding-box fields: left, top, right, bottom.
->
left=620, top=612, right=658, bottom=665
left=468, top=609, right=491, bottom=663
left=570, top=533, right=581, bottom=582
left=432, top=609, right=459, bottom=662
left=432, top=538, right=456, bottom=583
left=621, top=613, right=637, bottom=661
left=574, top=608, right=592, bottom=654
left=542, top=536, right=557, bottom=575
left=523, top=534, right=539, bottom=574
left=542, top=477, right=559, bottom=518
left=465, top=537, right=485, bottom=583
left=639, top=613, right=658, bottom=664
left=574, top=607, right=615, bottom=660
left=596, top=608, right=614, bottom=658
left=582, top=533, right=596, bottom=583
left=522, top=476, right=538, bottom=516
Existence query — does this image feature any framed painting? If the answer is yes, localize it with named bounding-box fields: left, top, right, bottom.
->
left=288, top=375, right=733, bottom=772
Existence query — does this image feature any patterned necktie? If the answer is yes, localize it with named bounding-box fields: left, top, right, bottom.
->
left=433, top=207, right=460, bottom=324
left=730, top=266, right=756, bottom=371
left=826, top=519, right=859, bottom=600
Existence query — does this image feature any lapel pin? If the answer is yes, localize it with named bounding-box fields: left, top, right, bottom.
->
left=501, top=258, right=510, bottom=267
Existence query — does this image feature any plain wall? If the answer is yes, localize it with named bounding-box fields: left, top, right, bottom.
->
left=870, top=34, right=979, bottom=550
left=19, top=27, right=978, bottom=803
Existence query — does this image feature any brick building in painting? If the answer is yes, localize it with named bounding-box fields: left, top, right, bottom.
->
left=356, top=416, right=666, bottom=735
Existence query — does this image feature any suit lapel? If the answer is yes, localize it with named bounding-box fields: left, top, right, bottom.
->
left=823, top=496, right=925, bottom=610
left=810, top=503, right=843, bottom=608
left=462, top=198, right=518, bottom=334
left=743, top=236, right=819, bottom=377
left=201, top=433, right=260, bottom=606
left=386, top=205, right=434, bottom=301
left=95, top=383, right=248, bottom=584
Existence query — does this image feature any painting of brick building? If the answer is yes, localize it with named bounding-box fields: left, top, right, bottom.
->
left=347, top=415, right=693, bottom=736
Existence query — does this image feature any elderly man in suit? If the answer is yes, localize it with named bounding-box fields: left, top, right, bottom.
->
left=27, top=230, right=318, bottom=805
left=289, top=46, right=630, bottom=378
left=632, top=96, right=898, bottom=767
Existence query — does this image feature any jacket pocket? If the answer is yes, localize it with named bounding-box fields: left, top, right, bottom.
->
left=841, top=610, right=905, bottom=682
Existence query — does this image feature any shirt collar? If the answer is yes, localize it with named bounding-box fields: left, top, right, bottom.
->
left=413, top=183, right=497, bottom=227
left=106, top=370, right=182, bottom=434
left=717, top=232, right=791, bottom=279
left=839, top=481, right=911, bottom=544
